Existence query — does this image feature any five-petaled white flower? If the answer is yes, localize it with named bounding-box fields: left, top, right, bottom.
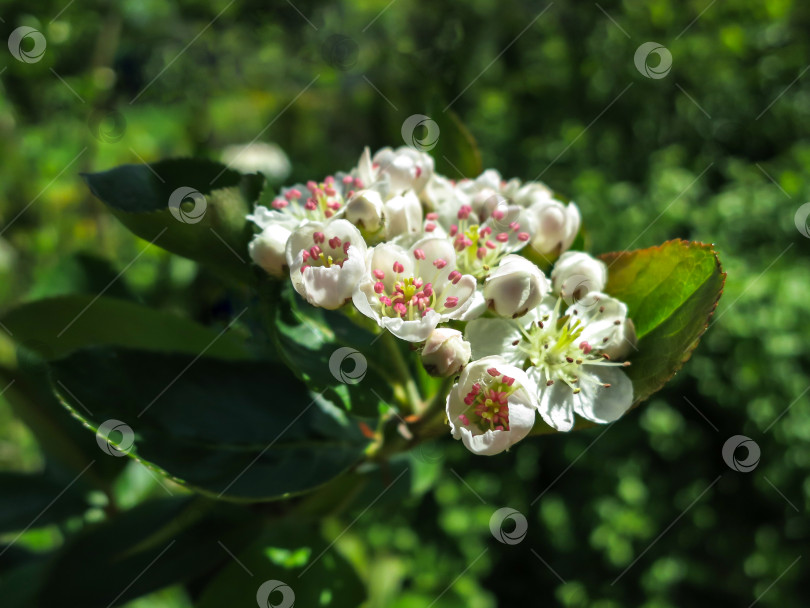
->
left=446, top=356, right=539, bottom=455
left=355, top=146, right=434, bottom=195
left=466, top=293, right=636, bottom=432
left=285, top=219, right=367, bottom=310
left=425, top=196, right=534, bottom=280
left=352, top=237, right=477, bottom=342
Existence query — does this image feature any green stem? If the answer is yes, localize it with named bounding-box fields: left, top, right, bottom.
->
left=380, top=331, right=422, bottom=412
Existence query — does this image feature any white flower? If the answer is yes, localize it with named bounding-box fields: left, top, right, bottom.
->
left=484, top=255, right=550, bottom=318
left=551, top=251, right=607, bottom=303
left=425, top=198, right=534, bottom=280
left=420, top=173, right=465, bottom=210
left=466, top=294, right=636, bottom=432
left=352, top=237, right=477, bottom=342
left=248, top=223, right=291, bottom=277
left=355, top=146, right=434, bottom=194
left=446, top=356, right=539, bottom=455
left=528, top=197, right=581, bottom=256
left=383, top=190, right=423, bottom=239
left=249, top=173, right=363, bottom=236
left=421, top=328, right=471, bottom=377
left=285, top=219, right=367, bottom=310
left=221, top=142, right=291, bottom=181
left=341, top=188, right=424, bottom=243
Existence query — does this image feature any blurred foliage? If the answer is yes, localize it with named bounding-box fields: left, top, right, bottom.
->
left=1, top=0, right=809, bottom=606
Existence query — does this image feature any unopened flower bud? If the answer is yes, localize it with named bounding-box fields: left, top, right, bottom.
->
left=384, top=190, right=423, bottom=238
left=372, top=146, right=434, bottom=193
left=551, top=251, right=607, bottom=303
left=528, top=198, right=581, bottom=256
left=249, top=223, right=292, bottom=277
left=421, top=328, right=471, bottom=377
left=344, top=189, right=385, bottom=233
left=484, top=255, right=549, bottom=318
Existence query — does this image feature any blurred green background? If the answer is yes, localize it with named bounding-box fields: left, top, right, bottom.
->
left=1, top=0, right=808, bottom=606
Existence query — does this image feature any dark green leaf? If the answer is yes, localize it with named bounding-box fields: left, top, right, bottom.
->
left=0, top=364, right=125, bottom=490
left=82, top=159, right=264, bottom=283
left=197, top=522, right=366, bottom=608
left=35, top=497, right=254, bottom=607
left=0, top=294, right=251, bottom=361
left=259, top=279, right=395, bottom=418
left=0, top=472, right=89, bottom=534
left=49, top=348, right=371, bottom=500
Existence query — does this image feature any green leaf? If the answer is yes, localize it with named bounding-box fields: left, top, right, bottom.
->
left=0, top=363, right=125, bottom=491
left=35, top=497, right=254, bottom=607
left=0, top=294, right=251, bottom=361
left=529, top=240, right=724, bottom=435
left=0, top=559, right=51, bottom=608
left=0, top=472, right=89, bottom=534
left=82, top=159, right=264, bottom=284
left=600, top=239, right=725, bottom=405
left=258, top=279, right=395, bottom=418
left=49, top=348, right=371, bottom=501
left=197, top=522, right=366, bottom=608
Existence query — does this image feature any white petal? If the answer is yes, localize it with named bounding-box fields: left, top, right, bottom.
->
left=458, top=286, right=487, bottom=321
left=412, top=236, right=457, bottom=283
left=379, top=310, right=441, bottom=342
left=529, top=367, right=576, bottom=432
left=459, top=401, right=536, bottom=456
left=368, top=242, right=414, bottom=291
left=439, top=274, right=477, bottom=320
left=464, top=319, right=524, bottom=366
left=352, top=279, right=382, bottom=323
left=573, top=366, right=634, bottom=424
left=248, top=223, right=291, bottom=277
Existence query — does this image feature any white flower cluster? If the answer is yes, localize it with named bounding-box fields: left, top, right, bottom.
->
left=248, top=146, right=636, bottom=455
